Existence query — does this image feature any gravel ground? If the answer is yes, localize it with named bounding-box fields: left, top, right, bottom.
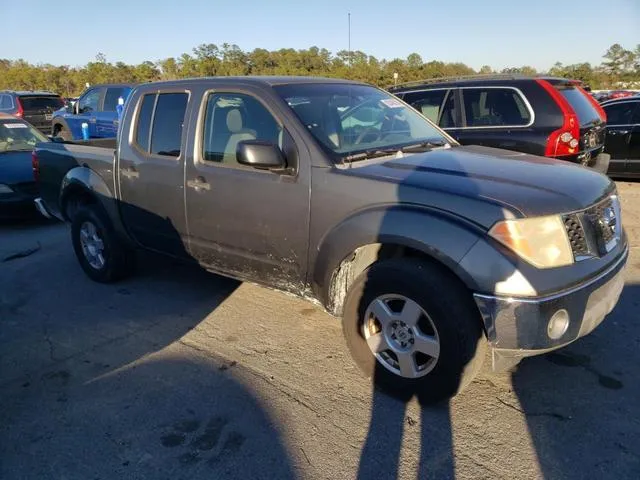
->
left=1, top=182, right=639, bottom=480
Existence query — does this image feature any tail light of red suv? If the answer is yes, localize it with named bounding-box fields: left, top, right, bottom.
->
left=14, top=97, right=24, bottom=118
left=536, top=79, right=581, bottom=157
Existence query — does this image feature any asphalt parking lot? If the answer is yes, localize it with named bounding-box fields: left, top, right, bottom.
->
left=1, top=182, right=639, bottom=480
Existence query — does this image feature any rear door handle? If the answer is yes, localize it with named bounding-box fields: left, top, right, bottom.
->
left=187, top=176, right=211, bottom=191
left=121, top=167, right=139, bottom=179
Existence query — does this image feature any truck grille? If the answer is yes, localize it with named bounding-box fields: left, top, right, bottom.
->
left=563, top=195, right=621, bottom=260
left=564, top=215, right=589, bottom=257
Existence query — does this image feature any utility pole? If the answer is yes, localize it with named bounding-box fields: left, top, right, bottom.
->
left=348, top=13, right=351, bottom=68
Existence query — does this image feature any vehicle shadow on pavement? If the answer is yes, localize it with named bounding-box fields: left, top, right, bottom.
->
left=357, top=370, right=457, bottom=479
left=0, top=209, right=297, bottom=478
left=353, top=144, right=490, bottom=480
left=512, top=282, right=640, bottom=479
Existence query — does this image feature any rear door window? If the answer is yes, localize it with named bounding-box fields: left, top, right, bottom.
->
left=462, top=88, right=531, bottom=127
left=603, top=102, right=638, bottom=126
left=150, top=93, right=188, bottom=157
left=556, top=86, right=601, bottom=126
left=134, top=94, right=156, bottom=152
left=401, top=90, right=448, bottom=124
left=103, top=88, right=127, bottom=112
left=18, top=96, right=64, bottom=111
left=134, top=92, right=188, bottom=157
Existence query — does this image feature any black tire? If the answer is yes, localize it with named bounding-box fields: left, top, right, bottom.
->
left=71, top=206, right=134, bottom=283
left=342, top=258, right=487, bottom=403
left=55, top=125, right=72, bottom=142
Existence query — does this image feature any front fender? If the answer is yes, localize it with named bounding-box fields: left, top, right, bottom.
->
left=60, top=166, right=130, bottom=241
left=312, top=205, right=485, bottom=310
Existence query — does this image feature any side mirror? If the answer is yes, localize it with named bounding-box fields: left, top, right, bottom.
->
left=237, top=140, right=286, bottom=170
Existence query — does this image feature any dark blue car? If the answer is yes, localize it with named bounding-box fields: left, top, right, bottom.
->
left=0, top=114, right=49, bottom=218
left=51, top=84, right=133, bottom=141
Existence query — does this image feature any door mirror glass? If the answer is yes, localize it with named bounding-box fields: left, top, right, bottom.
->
left=237, top=140, right=286, bottom=169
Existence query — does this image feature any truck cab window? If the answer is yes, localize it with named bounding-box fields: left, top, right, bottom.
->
left=134, top=94, right=156, bottom=152
left=104, top=88, right=125, bottom=112
left=202, top=93, right=282, bottom=165
left=78, top=89, right=101, bottom=114
left=150, top=93, right=188, bottom=157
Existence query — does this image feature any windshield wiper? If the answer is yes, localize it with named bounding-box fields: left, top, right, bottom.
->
left=343, top=140, right=450, bottom=163
left=398, top=140, right=449, bottom=152
left=343, top=148, right=400, bottom=162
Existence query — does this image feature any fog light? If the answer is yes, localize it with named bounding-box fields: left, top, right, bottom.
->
left=547, top=309, right=570, bottom=339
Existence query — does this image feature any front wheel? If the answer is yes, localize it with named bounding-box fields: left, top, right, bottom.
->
left=342, top=259, right=486, bottom=403
left=54, top=125, right=73, bottom=142
left=71, top=206, right=134, bottom=283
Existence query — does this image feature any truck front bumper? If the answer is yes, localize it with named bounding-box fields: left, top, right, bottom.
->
left=473, top=247, right=627, bottom=371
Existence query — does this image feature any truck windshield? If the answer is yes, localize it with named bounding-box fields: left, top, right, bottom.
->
left=274, top=83, right=452, bottom=161
left=0, top=119, right=48, bottom=152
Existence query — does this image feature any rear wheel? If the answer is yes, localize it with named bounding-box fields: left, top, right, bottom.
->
left=71, top=206, right=134, bottom=282
left=342, top=258, right=486, bottom=403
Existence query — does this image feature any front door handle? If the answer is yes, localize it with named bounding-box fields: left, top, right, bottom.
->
left=187, top=176, right=211, bottom=191
left=609, top=130, right=629, bottom=136
left=121, top=167, right=139, bottom=179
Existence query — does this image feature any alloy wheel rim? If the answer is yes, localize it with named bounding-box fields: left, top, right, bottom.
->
left=79, top=221, right=106, bottom=270
left=363, top=294, right=440, bottom=379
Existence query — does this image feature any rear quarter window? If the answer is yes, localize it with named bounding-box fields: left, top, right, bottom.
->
left=557, top=87, right=601, bottom=126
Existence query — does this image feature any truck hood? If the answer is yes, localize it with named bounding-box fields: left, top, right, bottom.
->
left=351, top=145, right=614, bottom=217
left=0, top=150, right=35, bottom=185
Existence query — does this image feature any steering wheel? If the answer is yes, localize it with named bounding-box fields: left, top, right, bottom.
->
left=354, top=127, right=383, bottom=145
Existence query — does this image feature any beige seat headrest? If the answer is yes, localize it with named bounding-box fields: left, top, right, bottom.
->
left=226, top=109, right=243, bottom=133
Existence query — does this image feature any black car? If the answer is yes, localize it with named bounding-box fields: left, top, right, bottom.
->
left=388, top=75, right=609, bottom=172
left=0, top=113, right=49, bottom=218
left=0, top=90, right=65, bottom=134
left=602, top=97, right=640, bottom=178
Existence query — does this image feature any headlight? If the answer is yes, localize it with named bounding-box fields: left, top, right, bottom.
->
left=489, top=215, right=574, bottom=269
left=0, top=184, right=14, bottom=194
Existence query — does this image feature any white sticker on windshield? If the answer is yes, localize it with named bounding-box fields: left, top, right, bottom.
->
left=380, top=98, right=404, bottom=109
left=2, top=123, right=28, bottom=129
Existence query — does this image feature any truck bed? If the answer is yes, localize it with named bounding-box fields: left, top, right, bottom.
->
left=35, top=139, right=116, bottom=219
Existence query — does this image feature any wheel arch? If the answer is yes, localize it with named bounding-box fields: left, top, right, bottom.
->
left=60, top=166, right=131, bottom=242
left=312, top=206, right=484, bottom=316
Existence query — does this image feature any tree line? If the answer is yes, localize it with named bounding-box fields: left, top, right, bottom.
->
left=1, top=43, right=638, bottom=97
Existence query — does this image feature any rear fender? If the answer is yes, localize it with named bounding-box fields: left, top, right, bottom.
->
left=60, top=166, right=130, bottom=242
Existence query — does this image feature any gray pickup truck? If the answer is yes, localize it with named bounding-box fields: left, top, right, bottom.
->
left=33, top=77, right=628, bottom=402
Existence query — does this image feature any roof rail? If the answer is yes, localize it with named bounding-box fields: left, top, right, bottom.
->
left=387, top=73, right=534, bottom=91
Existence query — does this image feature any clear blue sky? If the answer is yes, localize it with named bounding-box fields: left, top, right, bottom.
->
left=1, top=0, right=638, bottom=71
